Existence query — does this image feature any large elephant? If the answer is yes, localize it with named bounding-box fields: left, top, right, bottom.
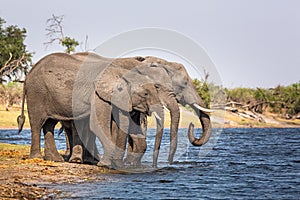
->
left=71, top=52, right=213, bottom=167
left=138, top=56, right=213, bottom=147
left=72, top=52, right=180, bottom=167
left=17, top=52, right=162, bottom=167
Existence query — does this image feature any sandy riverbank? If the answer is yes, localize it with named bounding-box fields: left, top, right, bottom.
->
left=0, top=143, right=117, bottom=199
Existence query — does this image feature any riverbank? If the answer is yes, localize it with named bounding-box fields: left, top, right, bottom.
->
left=0, top=143, right=116, bottom=199
left=1, top=105, right=300, bottom=129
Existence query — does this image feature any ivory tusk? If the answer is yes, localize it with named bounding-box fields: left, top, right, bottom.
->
left=163, top=105, right=170, bottom=112
left=193, top=103, right=215, bottom=113
left=153, top=111, right=162, bottom=121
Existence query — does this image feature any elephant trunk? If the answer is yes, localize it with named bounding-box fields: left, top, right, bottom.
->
left=165, top=96, right=180, bottom=164
left=153, top=94, right=179, bottom=167
left=152, top=105, right=164, bottom=168
left=187, top=104, right=212, bottom=146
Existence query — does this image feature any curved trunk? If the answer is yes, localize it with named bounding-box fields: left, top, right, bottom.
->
left=188, top=105, right=211, bottom=146
left=153, top=94, right=180, bottom=167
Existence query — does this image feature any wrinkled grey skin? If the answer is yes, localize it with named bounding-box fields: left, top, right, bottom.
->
left=72, top=52, right=213, bottom=167
left=17, top=53, right=161, bottom=167
left=73, top=52, right=179, bottom=167
left=60, top=120, right=99, bottom=164
left=140, top=56, right=212, bottom=147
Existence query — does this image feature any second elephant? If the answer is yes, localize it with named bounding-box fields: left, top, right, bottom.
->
left=17, top=53, right=162, bottom=168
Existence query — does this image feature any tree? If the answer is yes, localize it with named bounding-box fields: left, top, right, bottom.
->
left=193, top=78, right=211, bottom=108
left=44, top=14, right=79, bottom=54
left=0, top=17, right=32, bottom=83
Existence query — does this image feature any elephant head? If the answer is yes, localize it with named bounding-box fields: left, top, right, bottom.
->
left=93, top=65, right=161, bottom=121
left=141, top=56, right=213, bottom=146
left=88, top=64, right=162, bottom=167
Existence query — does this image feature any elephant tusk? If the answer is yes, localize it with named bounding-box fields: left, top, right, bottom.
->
left=193, top=103, right=214, bottom=114
left=163, top=105, right=170, bottom=112
left=153, top=111, right=162, bottom=121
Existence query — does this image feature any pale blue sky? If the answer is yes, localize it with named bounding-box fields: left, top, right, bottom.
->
left=1, top=0, right=299, bottom=88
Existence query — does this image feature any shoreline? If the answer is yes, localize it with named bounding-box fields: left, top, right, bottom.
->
left=1, top=125, right=300, bottom=130
left=0, top=143, right=115, bottom=199
left=1, top=107, right=299, bottom=130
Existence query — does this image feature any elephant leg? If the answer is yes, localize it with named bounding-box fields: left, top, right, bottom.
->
left=27, top=108, right=44, bottom=159
left=125, top=113, right=147, bottom=165
left=126, top=112, right=147, bottom=167
left=91, top=100, right=113, bottom=167
left=69, top=121, right=83, bottom=163
left=83, top=128, right=100, bottom=164
left=125, top=135, right=134, bottom=165
left=29, top=122, right=43, bottom=159
left=43, top=119, right=64, bottom=162
left=129, top=134, right=147, bottom=167
left=111, top=109, right=131, bottom=168
left=64, top=131, right=71, bottom=156
left=112, top=125, right=127, bottom=168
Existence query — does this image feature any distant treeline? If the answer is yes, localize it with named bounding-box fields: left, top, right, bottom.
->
left=194, top=79, right=300, bottom=117
left=225, top=82, right=300, bottom=116
left=1, top=80, right=300, bottom=118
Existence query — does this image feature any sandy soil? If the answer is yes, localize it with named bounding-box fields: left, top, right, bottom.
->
left=0, top=143, right=115, bottom=199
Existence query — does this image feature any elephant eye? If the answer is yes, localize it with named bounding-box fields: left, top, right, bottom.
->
left=183, top=79, right=188, bottom=86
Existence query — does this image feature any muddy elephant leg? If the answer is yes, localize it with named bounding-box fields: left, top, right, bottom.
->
left=43, top=119, right=64, bottom=162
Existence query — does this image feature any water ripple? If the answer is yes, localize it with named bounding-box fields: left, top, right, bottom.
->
left=1, top=128, right=300, bottom=199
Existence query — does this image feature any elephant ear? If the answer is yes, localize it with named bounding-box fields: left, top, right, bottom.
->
left=94, top=67, right=132, bottom=112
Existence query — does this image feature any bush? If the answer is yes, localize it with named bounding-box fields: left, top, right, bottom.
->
left=0, top=82, right=23, bottom=110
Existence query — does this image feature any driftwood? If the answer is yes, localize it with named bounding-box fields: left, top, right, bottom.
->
left=225, top=104, right=265, bottom=123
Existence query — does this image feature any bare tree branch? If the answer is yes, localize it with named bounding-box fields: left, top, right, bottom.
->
left=44, top=14, right=65, bottom=49
left=0, top=53, right=28, bottom=81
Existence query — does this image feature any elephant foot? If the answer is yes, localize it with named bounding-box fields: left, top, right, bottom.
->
left=111, top=159, right=124, bottom=169
left=44, top=151, right=64, bottom=162
left=83, top=149, right=99, bottom=165
left=168, top=157, right=174, bottom=165
left=69, top=145, right=83, bottom=163
left=29, top=151, right=43, bottom=159
left=97, top=157, right=112, bottom=168
left=83, top=155, right=98, bottom=165
left=124, top=154, right=134, bottom=166
left=131, top=160, right=142, bottom=168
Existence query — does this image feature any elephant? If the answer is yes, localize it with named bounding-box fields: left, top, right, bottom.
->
left=70, top=52, right=214, bottom=167
left=137, top=56, right=213, bottom=148
left=59, top=120, right=100, bottom=164
left=72, top=52, right=179, bottom=167
left=17, top=52, right=162, bottom=167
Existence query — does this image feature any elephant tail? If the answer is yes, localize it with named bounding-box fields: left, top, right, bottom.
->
left=17, top=84, right=26, bottom=134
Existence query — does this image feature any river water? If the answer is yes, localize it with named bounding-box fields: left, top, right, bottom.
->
left=1, top=128, right=300, bottom=199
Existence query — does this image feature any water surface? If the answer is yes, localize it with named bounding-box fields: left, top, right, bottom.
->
left=1, top=128, right=299, bottom=199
